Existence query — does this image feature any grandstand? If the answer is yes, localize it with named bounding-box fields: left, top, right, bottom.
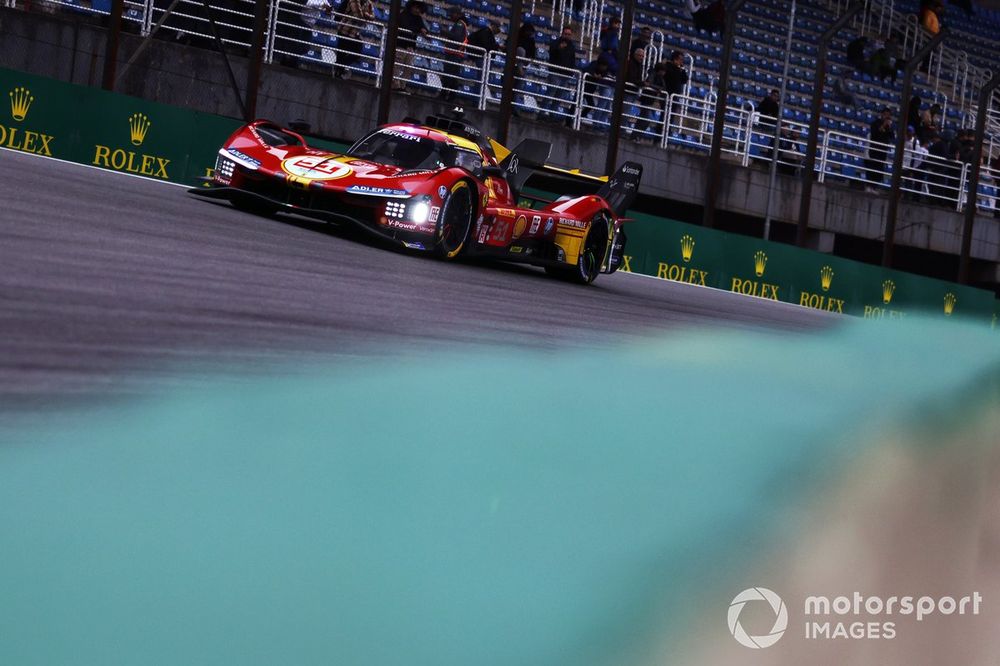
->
left=4, top=0, right=1000, bottom=233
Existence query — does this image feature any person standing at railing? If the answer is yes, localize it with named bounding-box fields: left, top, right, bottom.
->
left=663, top=50, right=689, bottom=126
left=543, top=25, right=578, bottom=126
left=335, top=0, right=375, bottom=79
left=865, top=107, right=895, bottom=190
left=755, top=89, right=780, bottom=161
left=394, top=0, right=428, bottom=92
left=468, top=20, right=502, bottom=69
left=629, top=26, right=652, bottom=58
left=634, top=58, right=668, bottom=142
left=902, top=125, right=928, bottom=200
left=441, top=8, right=469, bottom=101
left=582, top=55, right=615, bottom=127
left=622, top=47, right=646, bottom=138
left=598, top=17, right=621, bottom=71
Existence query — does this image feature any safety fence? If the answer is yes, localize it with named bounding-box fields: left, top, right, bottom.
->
left=4, top=0, right=998, bottom=209
left=2, top=65, right=996, bottom=325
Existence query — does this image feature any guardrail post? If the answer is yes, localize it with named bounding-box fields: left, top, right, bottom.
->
left=958, top=73, right=1000, bottom=284
left=101, top=0, right=126, bottom=90
left=702, top=0, right=746, bottom=228
left=496, top=0, right=524, bottom=145
left=796, top=2, right=863, bottom=246
left=376, top=0, right=402, bottom=125
left=244, top=0, right=269, bottom=121
left=883, top=28, right=947, bottom=268
left=605, top=0, right=636, bottom=176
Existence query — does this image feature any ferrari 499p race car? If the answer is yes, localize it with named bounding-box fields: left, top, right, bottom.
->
left=190, top=112, right=642, bottom=284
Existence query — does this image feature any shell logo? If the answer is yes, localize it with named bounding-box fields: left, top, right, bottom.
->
left=281, top=155, right=353, bottom=180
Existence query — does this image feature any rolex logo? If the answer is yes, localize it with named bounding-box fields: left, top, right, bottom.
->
left=128, top=112, right=151, bottom=146
left=680, top=234, right=695, bottom=263
left=820, top=265, right=834, bottom=292
left=943, top=292, right=956, bottom=316
left=753, top=251, right=767, bottom=277
left=882, top=279, right=896, bottom=305
left=9, top=86, right=33, bottom=121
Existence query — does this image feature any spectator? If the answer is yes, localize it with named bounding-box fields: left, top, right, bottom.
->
left=635, top=60, right=668, bottom=140
left=663, top=50, right=688, bottom=97
left=661, top=50, right=688, bottom=124
left=846, top=35, right=868, bottom=72
left=394, top=0, right=428, bottom=92
left=622, top=47, right=646, bottom=136
left=467, top=20, right=501, bottom=72
left=582, top=55, right=615, bottom=127
left=902, top=125, right=928, bottom=199
left=335, top=0, right=375, bottom=79
left=516, top=22, right=537, bottom=61
left=468, top=20, right=501, bottom=54
left=598, top=17, right=621, bottom=70
left=441, top=8, right=469, bottom=100
left=758, top=88, right=779, bottom=119
left=958, top=128, right=976, bottom=164
left=926, top=130, right=960, bottom=201
left=866, top=107, right=895, bottom=189
left=907, top=95, right=922, bottom=132
left=756, top=89, right=780, bottom=161
left=868, top=35, right=900, bottom=82
left=685, top=0, right=725, bottom=34
left=544, top=25, right=578, bottom=124
left=630, top=26, right=653, bottom=57
left=918, top=102, right=942, bottom=142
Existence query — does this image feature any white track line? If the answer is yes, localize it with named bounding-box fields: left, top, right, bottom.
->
left=1, top=145, right=189, bottom=188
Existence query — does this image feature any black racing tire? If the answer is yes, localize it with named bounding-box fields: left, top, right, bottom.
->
left=546, top=214, right=610, bottom=284
left=434, top=179, right=475, bottom=260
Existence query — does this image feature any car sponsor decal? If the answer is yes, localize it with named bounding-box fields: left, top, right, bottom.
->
left=281, top=154, right=353, bottom=180
left=544, top=217, right=555, bottom=235
left=429, top=206, right=441, bottom=223
left=512, top=215, right=528, bottom=239
left=496, top=208, right=516, bottom=218
left=386, top=219, right=432, bottom=233
left=381, top=129, right=422, bottom=141
left=402, top=241, right=426, bottom=250
left=558, top=217, right=588, bottom=230
left=529, top=215, right=541, bottom=235
left=437, top=185, right=448, bottom=199
left=346, top=185, right=409, bottom=197
left=489, top=218, right=512, bottom=244
left=226, top=148, right=261, bottom=168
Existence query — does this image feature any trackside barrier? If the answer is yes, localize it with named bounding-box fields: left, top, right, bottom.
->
left=3, top=65, right=997, bottom=325
left=617, top=210, right=998, bottom=325
left=0, top=66, right=347, bottom=184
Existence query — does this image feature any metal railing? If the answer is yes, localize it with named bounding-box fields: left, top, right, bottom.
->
left=9, top=0, right=1000, bottom=211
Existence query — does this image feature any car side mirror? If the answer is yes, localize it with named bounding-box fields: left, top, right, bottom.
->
left=483, top=165, right=506, bottom=178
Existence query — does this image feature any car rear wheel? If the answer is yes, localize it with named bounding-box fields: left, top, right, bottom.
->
left=546, top=214, right=609, bottom=284
left=434, top=180, right=474, bottom=260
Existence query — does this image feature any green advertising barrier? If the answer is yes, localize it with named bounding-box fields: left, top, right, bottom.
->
left=0, top=67, right=349, bottom=184
left=2, top=67, right=997, bottom=324
left=623, top=212, right=998, bottom=324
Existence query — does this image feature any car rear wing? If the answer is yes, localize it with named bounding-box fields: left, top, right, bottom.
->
left=596, top=162, right=643, bottom=218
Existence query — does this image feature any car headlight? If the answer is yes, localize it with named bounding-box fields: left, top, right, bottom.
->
left=409, top=201, right=431, bottom=224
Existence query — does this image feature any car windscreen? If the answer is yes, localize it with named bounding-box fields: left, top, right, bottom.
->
left=348, top=129, right=482, bottom=175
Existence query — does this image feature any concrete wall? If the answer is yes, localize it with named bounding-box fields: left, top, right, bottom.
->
left=2, top=6, right=998, bottom=271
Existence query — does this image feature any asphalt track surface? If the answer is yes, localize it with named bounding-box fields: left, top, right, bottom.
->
left=0, top=148, right=834, bottom=406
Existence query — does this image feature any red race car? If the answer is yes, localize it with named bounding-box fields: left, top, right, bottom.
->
left=190, top=112, right=641, bottom=284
